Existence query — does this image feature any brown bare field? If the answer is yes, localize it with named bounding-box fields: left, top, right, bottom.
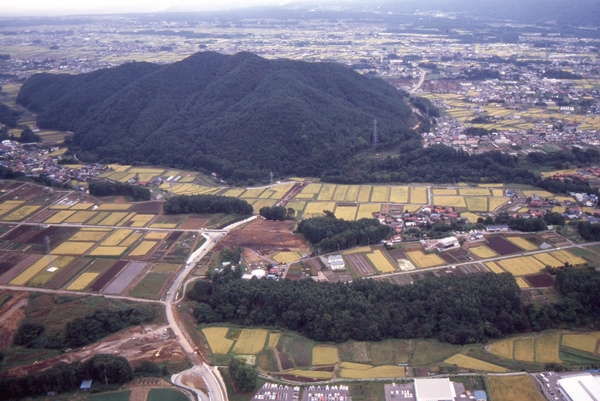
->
left=221, top=219, right=309, bottom=252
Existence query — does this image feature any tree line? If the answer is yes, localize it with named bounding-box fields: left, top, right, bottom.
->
left=14, top=305, right=157, bottom=350
left=189, top=268, right=527, bottom=345
left=164, top=194, right=253, bottom=215
left=89, top=181, right=151, bottom=201
left=259, top=205, right=295, bottom=221
left=297, top=212, right=394, bottom=253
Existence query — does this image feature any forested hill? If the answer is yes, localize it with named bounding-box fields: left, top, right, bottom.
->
left=17, top=51, right=417, bottom=183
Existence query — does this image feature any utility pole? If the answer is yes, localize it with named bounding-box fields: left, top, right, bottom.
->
left=372, top=119, right=379, bottom=146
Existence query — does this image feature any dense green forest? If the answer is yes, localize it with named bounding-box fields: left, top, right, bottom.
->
left=13, top=305, right=157, bottom=349
left=189, top=267, right=600, bottom=345
left=0, top=103, right=20, bottom=128
left=0, top=354, right=134, bottom=399
left=298, top=213, right=394, bottom=252
left=189, top=269, right=527, bottom=344
left=259, top=206, right=294, bottom=221
left=17, top=51, right=417, bottom=184
left=164, top=194, right=253, bottom=215
left=89, top=181, right=150, bottom=201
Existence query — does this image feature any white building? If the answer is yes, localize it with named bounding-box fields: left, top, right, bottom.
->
left=328, top=254, right=345, bottom=271
left=557, top=373, right=600, bottom=401
left=414, top=378, right=456, bottom=401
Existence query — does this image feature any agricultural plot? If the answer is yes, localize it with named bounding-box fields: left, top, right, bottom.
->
left=64, top=211, right=96, bottom=223
left=334, top=206, right=357, bottom=221
left=9, top=256, right=56, bottom=285
left=90, top=246, right=127, bottom=257
left=304, top=202, right=336, bottom=216
left=549, top=250, right=586, bottom=265
left=461, top=212, right=480, bottom=223
left=514, top=337, right=536, bottom=362
left=498, top=256, right=546, bottom=276
left=312, top=346, right=339, bottom=365
left=486, top=237, right=522, bottom=255
left=232, top=329, right=268, bottom=354
left=506, top=237, right=537, bottom=251
left=444, top=354, right=507, bottom=372
left=89, top=261, right=128, bottom=292
left=302, top=183, right=322, bottom=194
left=488, top=376, right=545, bottom=401
left=357, top=186, right=372, bottom=202
left=129, top=272, right=170, bottom=299
left=339, top=365, right=405, bottom=379
left=0, top=200, right=25, bottom=217
left=241, top=188, right=265, bottom=198
left=366, top=250, right=396, bottom=273
left=459, top=188, right=491, bottom=196
left=251, top=199, right=277, bottom=212
left=286, top=370, right=332, bottom=380
left=533, top=253, right=563, bottom=268
left=433, top=196, right=466, bottom=208
left=128, top=241, right=158, bottom=257
left=317, top=184, right=336, bottom=201
left=103, top=262, right=147, bottom=294
left=119, top=233, right=142, bottom=247
left=96, top=204, right=132, bottom=211
left=267, top=333, right=281, bottom=350
left=516, top=278, right=530, bottom=289
left=562, top=332, right=600, bottom=354
left=432, top=189, right=457, bottom=195
left=489, top=338, right=513, bottom=359
left=484, top=262, right=504, bottom=274
left=370, top=186, right=390, bottom=203
left=344, top=186, right=359, bottom=202
left=356, top=204, right=381, bottom=219
left=51, top=241, right=95, bottom=255
left=98, top=212, right=130, bottom=226
left=66, top=272, right=98, bottom=291
left=3, top=206, right=40, bottom=221
left=410, top=187, right=427, bottom=204
left=286, top=201, right=306, bottom=214
left=344, top=253, right=375, bottom=276
left=389, top=187, right=409, bottom=203
left=202, top=327, right=235, bottom=354
left=69, top=230, right=108, bottom=242
left=406, top=251, right=445, bottom=268
left=273, top=252, right=301, bottom=264
left=522, top=190, right=554, bottom=198
left=469, top=246, right=497, bottom=258
left=535, top=331, right=562, bottom=363
left=465, top=198, right=488, bottom=212
left=102, top=230, right=133, bottom=246
left=44, top=210, right=75, bottom=224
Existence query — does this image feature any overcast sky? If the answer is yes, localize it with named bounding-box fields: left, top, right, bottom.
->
left=0, top=0, right=289, bottom=16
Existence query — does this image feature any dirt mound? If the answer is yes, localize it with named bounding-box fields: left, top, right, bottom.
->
left=221, top=219, right=308, bottom=252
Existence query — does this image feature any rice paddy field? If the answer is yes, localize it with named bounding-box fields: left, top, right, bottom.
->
left=406, top=251, right=445, bottom=268
left=443, top=354, right=507, bottom=372
left=487, top=331, right=562, bottom=364
left=488, top=375, right=545, bottom=401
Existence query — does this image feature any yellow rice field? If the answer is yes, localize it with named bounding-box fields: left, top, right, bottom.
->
left=465, top=198, right=488, bottom=212
left=461, top=212, right=480, bottom=223
left=561, top=332, right=600, bottom=354
left=312, top=346, right=339, bottom=365
left=345, top=186, right=359, bottom=201
left=532, top=253, right=563, bottom=268
left=339, top=365, right=405, bottom=379
left=241, top=188, right=265, bottom=198
left=266, top=333, right=281, bottom=350
left=343, top=246, right=372, bottom=255
left=273, top=252, right=301, bottom=264
left=119, top=233, right=142, bottom=247
left=549, top=250, right=586, bottom=265
left=432, top=189, right=457, bottom=195
left=406, top=251, right=445, bottom=268
left=317, top=184, right=336, bottom=201
left=115, top=212, right=136, bottom=227
left=44, top=210, right=76, bottom=224
left=129, top=241, right=157, bottom=256
left=0, top=200, right=25, bottom=216
left=251, top=199, right=277, bottom=212
left=489, top=338, right=514, bottom=359
left=52, top=241, right=95, bottom=255
left=366, top=250, right=396, bottom=273
left=70, top=203, right=94, bottom=210
left=90, top=246, right=127, bottom=256
left=87, top=212, right=110, bottom=225
left=304, top=202, right=337, bottom=216
left=489, top=376, right=545, bottom=401
left=516, top=277, right=530, bottom=289
left=202, top=327, right=234, bottom=354
left=27, top=256, right=75, bottom=286
left=522, top=190, right=554, bottom=198
left=506, top=237, right=537, bottom=251
left=3, top=206, right=40, bottom=221
left=286, top=201, right=306, bottom=213
left=498, top=256, right=546, bottom=276
left=390, top=187, right=409, bottom=203
left=65, top=211, right=96, bottom=223
left=535, top=331, right=562, bottom=363
left=287, top=370, right=332, bottom=379
left=356, top=203, right=381, bottom=219
left=66, top=272, right=99, bottom=291
left=102, top=230, right=133, bottom=246
left=334, top=206, right=357, bottom=221
left=9, top=256, right=53, bottom=285
left=514, top=337, right=536, bottom=362
left=96, top=204, right=132, bottom=211
left=150, top=223, right=177, bottom=229
left=433, top=196, right=466, bottom=208
left=339, top=362, right=372, bottom=371
left=444, top=354, right=507, bottom=373
left=484, top=261, right=504, bottom=273
left=332, top=185, right=348, bottom=201
left=459, top=188, right=491, bottom=196
left=492, top=189, right=505, bottom=197
left=488, top=198, right=509, bottom=211
left=470, top=246, right=497, bottom=258
left=145, top=232, right=169, bottom=240
left=370, top=186, right=390, bottom=202
left=410, top=187, right=427, bottom=204
left=302, top=183, right=322, bottom=194
left=69, top=230, right=108, bottom=241
left=358, top=186, right=372, bottom=202
left=98, top=212, right=130, bottom=226
left=231, top=329, right=268, bottom=354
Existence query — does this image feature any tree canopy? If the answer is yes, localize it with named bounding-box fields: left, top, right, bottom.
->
left=163, top=194, right=253, bottom=215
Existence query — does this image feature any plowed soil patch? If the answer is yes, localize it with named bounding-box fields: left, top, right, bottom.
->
left=221, top=220, right=308, bottom=252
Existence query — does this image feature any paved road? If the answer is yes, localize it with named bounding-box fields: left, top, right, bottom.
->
left=409, top=68, right=427, bottom=94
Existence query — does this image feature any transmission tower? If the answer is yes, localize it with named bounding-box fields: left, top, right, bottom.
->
left=372, top=119, right=379, bottom=146
left=270, top=171, right=273, bottom=186
left=44, top=235, right=53, bottom=266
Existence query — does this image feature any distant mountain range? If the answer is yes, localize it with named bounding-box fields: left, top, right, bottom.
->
left=17, top=52, right=417, bottom=183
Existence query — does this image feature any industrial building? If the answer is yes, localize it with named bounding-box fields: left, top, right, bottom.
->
left=328, top=254, right=346, bottom=270
left=557, top=373, right=600, bottom=401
